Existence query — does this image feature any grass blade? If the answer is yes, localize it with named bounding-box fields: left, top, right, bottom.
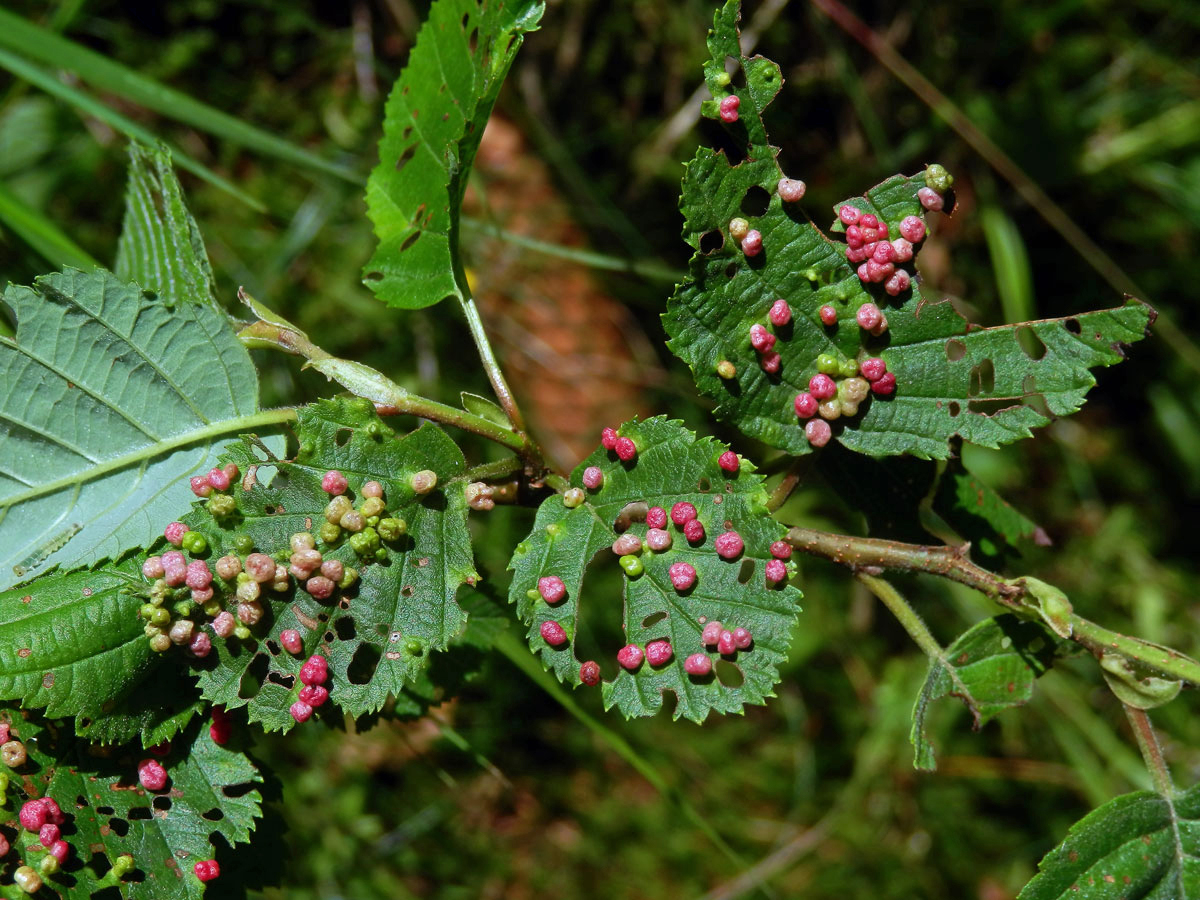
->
left=0, top=178, right=98, bottom=270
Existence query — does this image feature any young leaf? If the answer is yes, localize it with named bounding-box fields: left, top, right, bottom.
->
left=115, top=142, right=220, bottom=315
left=363, top=0, right=545, bottom=309
left=1, top=708, right=261, bottom=899
left=663, top=0, right=1152, bottom=459
left=0, top=560, right=165, bottom=730
left=184, top=398, right=478, bottom=730
left=911, top=614, right=1064, bottom=771
left=0, top=268, right=284, bottom=590
left=507, top=417, right=802, bottom=723
left=1017, top=782, right=1200, bottom=899
left=932, top=456, right=1048, bottom=558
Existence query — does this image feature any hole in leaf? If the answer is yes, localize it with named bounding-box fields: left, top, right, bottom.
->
left=267, top=671, right=295, bottom=690
left=945, top=339, right=966, bottom=361
left=948, top=401, right=961, bottom=417
left=725, top=262, right=738, bottom=279
left=698, top=477, right=711, bottom=492
left=699, top=230, right=723, bottom=254
left=968, top=358, right=995, bottom=396
left=401, top=125, right=412, bottom=141
left=96, top=806, right=114, bottom=816
left=400, top=231, right=421, bottom=252
left=642, top=611, right=667, bottom=628
left=968, top=399, right=1016, bottom=416
left=152, top=796, right=171, bottom=811
left=401, top=585, right=414, bottom=597
left=203, top=808, right=224, bottom=821
left=108, top=817, right=130, bottom=837
left=239, top=653, right=269, bottom=699
left=223, top=782, right=257, bottom=799
left=468, top=28, right=479, bottom=53
left=335, top=429, right=353, bottom=448
left=365, top=271, right=383, bottom=282
left=715, top=660, right=744, bottom=687
left=1023, top=391, right=1052, bottom=419
left=348, top=642, right=382, bottom=684
left=737, top=559, right=754, bottom=584
left=740, top=186, right=770, bottom=217
left=1064, top=318, right=1081, bottom=335
left=1015, top=325, right=1046, bottom=360
left=461, top=12, right=469, bottom=28
left=325, top=631, right=334, bottom=642
left=265, top=640, right=280, bottom=656
left=394, top=143, right=417, bottom=171
left=335, top=617, right=356, bottom=641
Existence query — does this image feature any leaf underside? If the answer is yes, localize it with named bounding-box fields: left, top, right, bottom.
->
left=363, top=0, right=544, bottom=308
left=507, top=416, right=802, bottom=723
left=0, top=707, right=261, bottom=900
left=0, top=146, right=273, bottom=590
left=186, top=398, right=478, bottom=731
left=663, top=0, right=1152, bottom=459
left=1017, top=782, right=1200, bottom=900
left=911, top=614, right=1062, bottom=771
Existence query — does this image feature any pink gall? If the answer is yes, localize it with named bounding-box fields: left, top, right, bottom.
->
left=871, top=372, right=897, bottom=396
left=891, top=238, right=914, bottom=262
left=717, top=630, right=737, bottom=656
left=718, top=450, right=739, bottom=473
left=670, top=502, right=697, bottom=525
left=245, top=553, right=275, bottom=583
left=207, top=467, right=231, bottom=491
left=19, top=799, right=47, bottom=832
left=805, top=418, right=833, bottom=448
left=794, top=392, right=818, bottom=419
left=185, top=560, right=213, bottom=590
left=668, top=561, right=697, bottom=591
left=860, top=357, right=887, bottom=382
left=884, top=270, right=911, bottom=297
left=718, top=94, right=740, bottom=123
left=856, top=303, right=883, bottom=331
left=918, top=187, right=944, bottom=211
left=808, top=374, right=836, bottom=400
left=188, top=632, right=212, bottom=659
left=39, top=797, right=64, bottom=825
left=645, top=639, right=673, bottom=667
left=819, top=305, right=838, bottom=327
left=305, top=575, right=335, bottom=600
left=320, top=559, right=344, bottom=583
left=733, top=627, right=753, bottom=650
left=163, top=563, right=186, bottom=587
left=280, top=629, right=303, bottom=655
left=614, top=437, right=637, bottom=461
left=142, top=556, right=165, bottom=580
left=215, top=554, right=241, bottom=580
left=714, top=531, right=744, bottom=560
left=289, top=701, right=313, bottom=724
left=617, top=644, right=644, bottom=670
left=538, top=575, right=567, bottom=604
left=579, top=660, right=601, bottom=686
left=770, top=540, right=793, bottom=559
left=865, top=260, right=895, bottom=283
left=701, top=620, right=724, bottom=646
left=321, top=470, right=348, bottom=495
left=838, top=204, right=861, bottom=226
left=749, top=323, right=775, bottom=353
left=612, top=533, right=643, bottom=556
left=768, top=299, right=792, bottom=326
left=860, top=213, right=879, bottom=229
left=194, top=860, right=220, bottom=883
left=845, top=224, right=864, bottom=248
left=759, top=351, right=781, bottom=374
left=741, top=229, right=763, bottom=257
left=211, top=611, right=236, bottom=639
left=646, top=528, right=672, bottom=552
left=298, top=684, right=329, bottom=707
left=683, top=518, right=706, bottom=544
left=777, top=177, right=806, bottom=202
left=50, top=840, right=69, bottom=864
left=765, top=558, right=788, bottom=584
left=164, top=522, right=187, bottom=546
left=684, top=653, right=713, bottom=676
left=223, top=463, right=239, bottom=482
left=541, top=620, right=568, bottom=647
left=190, top=476, right=213, bottom=498
left=872, top=242, right=896, bottom=264
left=582, top=466, right=604, bottom=490
left=646, top=506, right=667, bottom=529
left=138, top=758, right=168, bottom=792
left=899, top=215, right=926, bottom=242
left=600, top=426, right=618, bottom=450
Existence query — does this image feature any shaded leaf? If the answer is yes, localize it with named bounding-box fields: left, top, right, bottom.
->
left=114, top=142, right=219, bottom=314
left=185, top=398, right=477, bottom=729
left=663, top=0, right=1152, bottom=459
left=932, top=455, right=1047, bottom=559
left=911, top=614, right=1063, bottom=771
left=0, top=266, right=280, bottom=591
left=507, top=417, right=802, bottom=723
left=1017, top=782, right=1200, bottom=899
left=364, top=0, right=544, bottom=309
left=0, top=708, right=261, bottom=899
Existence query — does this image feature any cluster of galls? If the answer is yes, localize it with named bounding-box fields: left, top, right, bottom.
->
left=289, top=654, right=330, bottom=724
left=319, top=471, right=413, bottom=562
left=793, top=354, right=895, bottom=448
left=9, top=792, right=71, bottom=891
left=840, top=206, right=922, bottom=298
left=189, top=462, right=241, bottom=519
left=533, top=438, right=792, bottom=686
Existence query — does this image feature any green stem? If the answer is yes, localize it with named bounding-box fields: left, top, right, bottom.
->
left=0, top=408, right=296, bottom=511
left=1123, top=706, right=1175, bottom=798
left=460, top=456, right=523, bottom=483
left=786, top=526, right=1200, bottom=687
left=458, top=295, right=530, bottom=438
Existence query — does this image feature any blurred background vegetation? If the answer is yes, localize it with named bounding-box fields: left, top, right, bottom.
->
left=1, top=1, right=1198, bottom=897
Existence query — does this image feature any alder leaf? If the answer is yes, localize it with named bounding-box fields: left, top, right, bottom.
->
left=911, top=614, right=1064, bottom=771
left=363, top=0, right=544, bottom=309
left=184, top=398, right=478, bottom=730
left=0, top=559, right=164, bottom=729
left=663, top=0, right=1152, bottom=459
left=1017, top=782, right=1200, bottom=899
left=507, top=417, right=802, bottom=723
left=114, top=142, right=219, bottom=314
left=0, top=265, right=281, bottom=591
left=0, top=708, right=261, bottom=900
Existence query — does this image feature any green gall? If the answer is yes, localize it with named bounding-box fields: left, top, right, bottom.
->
left=619, top=555, right=645, bottom=578
left=234, top=534, right=255, bottom=555
left=338, top=567, right=360, bottom=589
left=410, top=469, right=438, bottom=495
left=140, top=602, right=157, bottom=619
left=375, top=547, right=389, bottom=562
left=172, top=600, right=193, bottom=617
left=203, top=599, right=222, bottom=617
left=319, top=522, right=342, bottom=544
left=816, top=353, right=840, bottom=375
left=838, top=358, right=859, bottom=378
left=360, top=497, right=385, bottom=519
left=233, top=624, right=251, bottom=640
left=13, top=866, right=42, bottom=894
left=405, top=638, right=424, bottom=654
left=925, top=163, right=953, bottom=191
left=367, top=515, right=380, bottom=527
left=714, top=71, right=731, bottom=87
left=181, top=531, right=207, bottom=554
left=378, top=517, right=406, bottom=542
left=298, top=440, right=314, bottom=457
left=366, top=421, right=383, bottom=438
left=149, top=633, right=171, bottom=653
left=39, top=855, right=59, bottom=876
left=562, top=488, right=585, bottom=509
left=206, top=494, right=237, bottom=518
left=546, top=522, right=564, bottom=538
left=112, top=855, right=136, bottom=878
left=716, top=360, right=737, bottom=379
left=150, top=607, right=171, bottom=626
left=526, top=588, right=541, bottom=601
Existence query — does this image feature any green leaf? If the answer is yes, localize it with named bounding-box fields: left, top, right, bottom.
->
left=75, top=666, right=204, bottom=748
left=363, top=0, right=545, bottom=309
left=931, top=455, right=1048, bottom=558
left=185, top=398, right=478, bottom=729
left=1017, top=783, right=1200, bottom=900
left=911, top=614, right=1063, bottom=771
left=507, top=417, right=802, bottom=723
left=663, top=1, right=1152, bottom=459
left=460, top=391, right=510, bottom=427
left=115, top=143, right=219, bottom=314
left=0, top=268, right=285, bottom=590
left=0, top=708, right=261, bottom=900
left=0, top=560, right=160, bottom=726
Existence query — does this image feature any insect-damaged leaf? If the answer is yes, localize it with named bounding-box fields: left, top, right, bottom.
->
left=663, top=0, right=1152, bottom=459
left=507, top=417, right=801, bottom=723
left=182, top=398, right=477, bottom=730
